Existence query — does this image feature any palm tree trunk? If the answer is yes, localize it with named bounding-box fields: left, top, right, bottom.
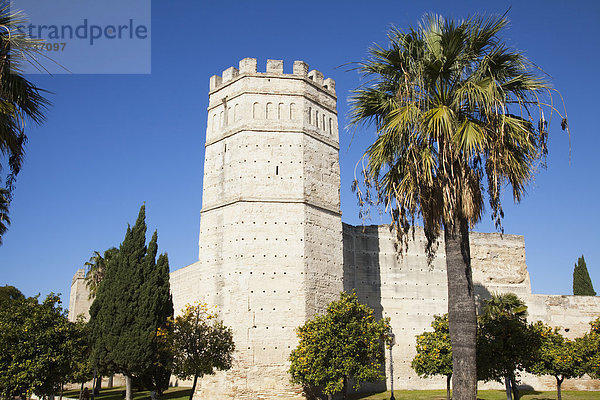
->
left=188, top=375, right=198, bottom=400
left=445, top=217, right=477, bottom=400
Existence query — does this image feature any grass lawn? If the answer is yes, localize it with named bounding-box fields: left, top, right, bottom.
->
left=60, top=386, right=192, bottom=400
left=58, top=387, right=600, bottom=400
left=348, top=390, right=600, bottom=400
left=350, top=390, right=600, bottom=400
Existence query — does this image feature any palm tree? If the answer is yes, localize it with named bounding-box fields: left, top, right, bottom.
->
left=0, top=3, right=50, bottom=243
left=480, top=293, right=529, bottom=400
left=482, top=292, right=527, bottom=322
left=349, top=14, right=567, bottom=399
left=85, top=247, right=117, bottom=299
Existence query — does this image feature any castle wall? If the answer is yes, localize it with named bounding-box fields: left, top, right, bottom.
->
left=469, top=231, right=532, bottom=298
left=68, top=57, right=600, bottom=397
left=344, top=224, right=600, bottom=391
left=344, top=224, right=452, bottom=391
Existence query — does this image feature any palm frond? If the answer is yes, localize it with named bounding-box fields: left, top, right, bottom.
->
left=0, top=2, right=50, bottom=228
left=349, top=12, right=567, bottom=251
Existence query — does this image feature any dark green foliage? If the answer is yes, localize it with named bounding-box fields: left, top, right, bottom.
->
left=289, top=292, right=391, bottom=398
left=0, top=293, right=77, bottom=398
left=0, top=284, right=24, bottom=305
left=67, top=318, right=94, bottom=387
left=89, top=205, right=174, bottom=395
left=573, top=255, right=596, bottom=296
left=477, top=293, right=540, bottom=400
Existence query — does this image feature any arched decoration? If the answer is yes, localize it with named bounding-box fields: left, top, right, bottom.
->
left=266, top=102, right=274, bottom=119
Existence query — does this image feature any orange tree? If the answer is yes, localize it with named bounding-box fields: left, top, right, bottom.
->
left=289, top=292, right=390, bottom=400
left=579, top=317, right=600, bottom=379
left=167, top=302, right=234, bottom=400
left=528, top=322, right=584, bottom=400
left=412, top=314, right=453, bottom=400
left=0, top=294, right=76, bottom=398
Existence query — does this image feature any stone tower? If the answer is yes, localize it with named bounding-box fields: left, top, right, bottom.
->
left=171, top=58, right=344, bottom=399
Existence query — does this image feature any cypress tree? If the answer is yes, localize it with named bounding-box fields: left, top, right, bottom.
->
left=89, top=205, right=173, bottom=400
left=573, top=255, right=596, bottom=296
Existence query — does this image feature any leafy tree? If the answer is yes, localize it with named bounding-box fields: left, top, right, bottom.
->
left=84, top=247, right=118, bottom=299
left=67, top=318, right=94, bottom=400
left=88, top=205, right=173, bottom=400
left=528, top=322, right=584, bottom=400
left=0, top=4, right=50, bottom=244
left=477, top=293, right=538, bottom=400
left=573, top=255, right=596, bottom=296
left=412, top=314, right=453, bottom=400
left=0, top=293, right=76, bottom=398
left=349, top=13, right=567, bottom=399
left=289, top=291, right=390, bottom=399
left=167, top=302, right=235, bottom=400
left=578, top=317, right=600, bottom=379
left=0, top=284, right=24, bottom=304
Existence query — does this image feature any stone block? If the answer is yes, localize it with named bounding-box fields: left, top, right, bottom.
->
left=308, top=69, right=324, bottom=85
left=209, top=74, right=222, bottom=90
left=293, top=60, right=308, bottom=76
left=222, top=66, right=239, bottom=83
left=266, top=59, right=284, bottom=74
left=239, top=57, right=257, bottom=74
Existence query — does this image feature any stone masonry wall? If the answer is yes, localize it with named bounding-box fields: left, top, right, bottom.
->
left=344, top=224, right=600, bottom=391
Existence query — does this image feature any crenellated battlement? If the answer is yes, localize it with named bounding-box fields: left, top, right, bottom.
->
left=209, top=58, right=336, bottom=95
left=72, top=268, right=85, bottom=285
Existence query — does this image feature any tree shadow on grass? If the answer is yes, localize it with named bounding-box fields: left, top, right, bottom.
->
left=161, top=388, right=192, bottom=400
left=348, top=392, right=385, bottom=400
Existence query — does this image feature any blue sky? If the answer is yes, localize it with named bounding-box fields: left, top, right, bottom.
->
left=2, top=0, right=599, bottom=304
